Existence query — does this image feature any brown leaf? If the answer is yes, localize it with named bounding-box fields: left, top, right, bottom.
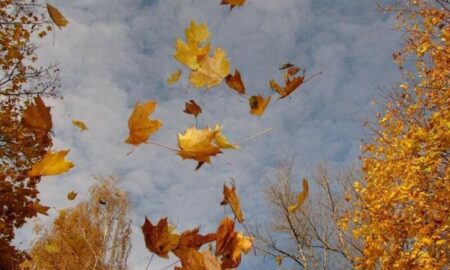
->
left=22, top=96, right=52, bottom=139
left=221, top=181, right=244, bottom=223
left=215, top=217, right=235, bottom=257
left=183, top=100, right=202, bottom=118
left=220, top=0, right=246, bottom=10
left=249, top=95, right=271, bottom=116
left=47, top=4, right=69, bottom=29
left=67, top=191, right=77, bottom=200
left=176, top=227, right=216, bottom=251
left=287, top=66, right=301, bottom=76
left=288, top=178, right=309, bottom=213
left=225, top=70, right=245, bottom=94
left=141, top=217, right=180, bottom=258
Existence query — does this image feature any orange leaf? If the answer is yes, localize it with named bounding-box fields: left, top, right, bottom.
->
left=125, top=100, right=163, bottom=146
left=29, top=150, right=74, bottom=177
left=47, top=4, right=69, bottom=29
left=183, top=100, right=202, bottom=118
left=141, top=217, right=180, bottom=258
left=288, top=178, right=309, bottom=212
left=220, top=0, right=246, bottom=10
left=72, top=119, right=88, bottom=131
left=225, top=70, right=246, bottom=94
left=22, top=96, right=52, bottom=139
left=215, top=217, right=235, bottom=257
left=176, top=227, right=216, bottom=251
left=249, top=95, right=271, bottom=116
left=221, top=181, right=244, bottom=223
left=269, top=75, right=304, bottom=100
left=167, top=69, right=182, bottom=85
left=287, top=66, right=301, bottom=76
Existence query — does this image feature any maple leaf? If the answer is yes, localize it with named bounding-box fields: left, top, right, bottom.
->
left=189, top=48, right=230, bottom=88
left=29, top=150, right=74, bottom=177
left=215, top=217, right=236, bottom=257
left=125, top=100, right=163, bottom=146
left=249, top=95, right=271, bottom=116
left=142, top=217, right=180, bottom=258
left=220, top=0, right=246, bottom=10
left=167, top=69, right=182, bottom=85
left=72, top=119, right=88, bottom=131
left=22, top=96, right=52, bottom=138
left=213, top=125, right=239, bottom=149
left=225, top=70, right=246, bottom=94
left=183, top=100, right=202, bottom=118
left=221, top=181, right=244, bottom=223
left=176, top=227, right=216, bottom=251
left=177, top=126, right=222, bottom=170
left=67, top=191, right=77, bottom=200
left=288, top=178, right=309, bottom=213
left=47, top=4, right=69, bottom=29
left=185, top=21, right=210, bottom=45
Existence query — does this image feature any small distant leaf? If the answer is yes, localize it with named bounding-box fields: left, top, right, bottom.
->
left=167, top=69, right=182, bottom=85
left=47, top=4, right=69, bottom=29
left=125, top=100, right=163, bottom=146
left=288, top=178, right=309, bottom=213
left=29, top=150, right=74, bottom=177
left=67, top=191, right=78, bottom=200
left=275, top=255, right=283, bottom=265
left=279, top=63, right=294, bottom=70
left=225, top=70, right=246, bottom=94
left=287, top=66, right=301, bottom=76
left=183, top=100, right=202, bottom=118
left=72, top=119, right=88, bottom=131
left=249, top=95, right=271, bottom=116
left=220, top=0, right=246, bottom=10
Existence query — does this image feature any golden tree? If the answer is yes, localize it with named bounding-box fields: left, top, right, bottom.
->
left=345, top=0, right=450, bottom=269
left=29, top=177, right=132, bottom=270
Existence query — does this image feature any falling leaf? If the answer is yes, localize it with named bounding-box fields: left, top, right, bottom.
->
left=221, top=181, right=244, bottom=223
left=183, top=100, right=202, bottom=118
left=125, top=100, right=163, bottom=146
left=67, top=191, right=77, bottom=200
left=29, top=150, right=74, bottom=177
left=185, top=21, right=210, bottom=45
left=213, top=125, right=239, bottom=149
left=287, top=66, right=301, bottom=76
left=225, top=70, right=245, bottom=94
left=189, top=48, right=230, bottom=88
left=47, top=4, right=69, bottom=29
left=176, top=228, right=216, bottom=251
left=220, top=0, right=246, bottom=10
left=215, top=217, right=236, bottom=257
left=269, top=75, right=304, bottom=99
left=288, top=178, right=309, bottom=213
left=28, top=203, right=50, bottom=216
left=72, top=119, right=88, bottom=131
left=279, top=63, right=294, bottom=70
left=167, top=69, right=182, bottom=85
left=227, top=232, right=253, bottom=267
left=22, top=96, right=52, bottom=138
left=249, top=95, right=271, bottom=116
left=174, top=39, right=211, bottom=70
left=177, top=126, right=222, bottom=170
left=141, top=217, right=180, bottom=258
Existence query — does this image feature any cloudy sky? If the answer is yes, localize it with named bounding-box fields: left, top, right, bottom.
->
left=15, top=0, right=403, bottom=269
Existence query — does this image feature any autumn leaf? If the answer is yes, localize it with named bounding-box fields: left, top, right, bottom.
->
left=176, top=227, right=216, bottom=251
left=288, top=178, right=309, bottom=213
left=224, top=232, right=253, bottom=268
left=47, top=4, right=69, bottom=29
left=249, top=95, right=271, bottom=116
left=189, top=48, right=230, bottom=88
left=213, top=125, right=239, bottom=149
left=185, top=21, right=210, bottom=45
left=67, top=191, right=77, bottom=200
left=215, top=217, right=236, bottom=257
left=141, top=217, right=180, bottom=258
left=29, top=150, right=74, bottom=177
left=287, top=66, right=301, bottom=76
left=28, top=203, right=50, bottom=216
left=221, top=181, right=244, bottom=223
left=269, top=75, right=304, bottom=99
left=220, top=0, right=246, bottom=10
left=125, top=100, right=163, bottom=146
left=174, top=20, right=210, bottom=71
left=22, top=96, right=52, bottom=138
left=167, top=69, right=182, bottom=85
left=183, top=100, right=202, bottom=118
left=275, top=255, right=283, bottom=265
left=72, top=119, right=88, bottom=131
left=225, top=70, right=246, bottom=94
left=177, top=126, right=222, bottom=170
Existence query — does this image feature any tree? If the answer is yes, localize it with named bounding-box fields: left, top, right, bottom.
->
left=29, top=177, right=132, bottom=270
left=346, top=0, right=450, bottom=269
left=0, top=1, right=63, bottom=268
left=254, top=162, right=362, bottom=269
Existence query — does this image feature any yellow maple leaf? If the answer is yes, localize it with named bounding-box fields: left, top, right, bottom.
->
left=125, top=100, right=163, bottom=146
left=174, top=39, right=210, bottom=70
left=72, top=119, right=88, bottom=131
left=189, top=48, right=230, bottom=88
left=213, top=125, right=239, bottom=149
left=288, top=178, right=309, bottom=213
left=249, top=95, right=271, bottom=116
left=185, top=20, right=210, bottom=45
left=29, top=150, right=74, bottom=177
left=167, top=69, right=182, bottom=85
left=47, top=4, right=69, bottom=29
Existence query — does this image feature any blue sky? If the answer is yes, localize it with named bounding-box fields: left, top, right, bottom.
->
left=15, top=0, right=403, bottom=269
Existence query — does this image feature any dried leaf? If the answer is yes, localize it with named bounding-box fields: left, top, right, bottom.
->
left=275, top=255, right=283, bottom=265
left=47, top=4, right=69, bottom=29
left=176, top=227, right=216, bottom=251
left=287, top=66, right=301, bottom=76
left=249, top=95, right=271, bottom=116
left=125, top=100, right=163, bottom=146
left=67, top=191, right=77, bottom=200
left=141, top=217, right=180, bottom=258
left=220, top=0, right=246, bottom=10
left=185, top=21, right=210, bottom=45
left=269, top=75, right=304, bottom=99
left=29, top=150, right=74, bottom=177
left=167, top=69, right=182, bottom=85
left=22, top=96, right=52, bottom=138
left=189, top=48, right=230, bottom=88
left=225, top=70, right=246, bottom=94
left=72, top=119, right=88, bottom=131
left=288, top=178, right=309, bottom=213
left=221, top=182, right=244, bottom=223
left=183, top=100, right=202, bottom=118
left=215, top=217, right=235, bottom=257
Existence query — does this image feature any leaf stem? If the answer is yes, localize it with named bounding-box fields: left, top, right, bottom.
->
left=148, top=141, right=178, bottom=152
left=234, top=127, right=273, bottom=145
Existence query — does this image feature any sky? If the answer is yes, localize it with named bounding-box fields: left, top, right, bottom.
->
left=15, top=0, right=403, bottom=269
